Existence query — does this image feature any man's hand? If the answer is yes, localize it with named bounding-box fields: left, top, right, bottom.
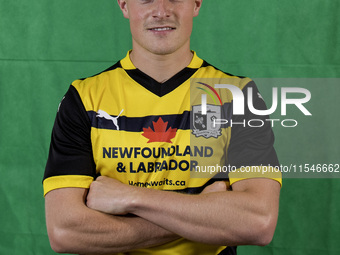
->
left=201, top=181, right=229, bottom=194
left=86, top=176, right=228, bottom=215
left=86, top=176, right=137, bottom=215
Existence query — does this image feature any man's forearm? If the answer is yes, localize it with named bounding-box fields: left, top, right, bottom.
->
left=131, top=179, right=280, bottom=246
left=87, top=178, right=280, bottom=247
left=128, top=187, right=269, bottom=246
left=45, top=188, right=178, bottom=254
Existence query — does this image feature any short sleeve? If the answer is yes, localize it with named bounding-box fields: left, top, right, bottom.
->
left=43, top=85, right=96, bottom=196
left=226, top=81, right=282, bottom=186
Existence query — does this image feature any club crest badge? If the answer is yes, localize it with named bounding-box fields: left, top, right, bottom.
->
left=192, top=104, right=222, bottom=138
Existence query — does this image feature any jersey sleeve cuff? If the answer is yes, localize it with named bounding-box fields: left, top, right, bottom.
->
left=229, top=166, right=282, bottom=187
left=43, top=175, right=94, bottom=196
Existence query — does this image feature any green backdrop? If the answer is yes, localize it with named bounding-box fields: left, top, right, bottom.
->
left=1, top=0, right=339, bottom=254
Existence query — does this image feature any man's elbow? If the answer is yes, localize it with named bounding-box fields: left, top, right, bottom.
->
left=47, top=224, right=80, bottom=254
left=47, top=226, right=70, bottom=253
left=252, top=213, right=278, bottom=246
left=225, top=212, right=278, bottom=246
left=217, top=214, right=277, bottom=247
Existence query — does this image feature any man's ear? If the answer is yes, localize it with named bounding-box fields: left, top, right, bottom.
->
left=117, top=0, right=129, bottom=19
left=193, top=0, right=203, bottom=17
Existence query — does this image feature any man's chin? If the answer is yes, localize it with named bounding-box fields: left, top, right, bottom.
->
left=145, top=44, right=184, bottom=56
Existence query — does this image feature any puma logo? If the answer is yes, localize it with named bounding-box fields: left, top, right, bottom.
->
left=96, top=109, right=124, bottom=130
left=57, top=96, right=65, bottom=112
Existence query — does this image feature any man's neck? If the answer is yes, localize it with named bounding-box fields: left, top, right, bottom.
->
left=129, top=46, right=194, bottom=83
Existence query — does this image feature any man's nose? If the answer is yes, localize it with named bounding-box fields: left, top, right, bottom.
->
left=152, top=0, right=172, bottom=18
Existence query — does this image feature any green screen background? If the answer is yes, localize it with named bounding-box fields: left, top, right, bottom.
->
left=0, top=0, right=339, bottom=254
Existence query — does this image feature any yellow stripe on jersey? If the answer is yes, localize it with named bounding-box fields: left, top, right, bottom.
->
left=43, top=175, right=94, bottom=196
left=128, top=238, right=226, bottom=255
left=229, top=167, right=283, bottom=186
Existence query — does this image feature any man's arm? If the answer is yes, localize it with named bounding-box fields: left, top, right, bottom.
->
left=45, top=188, right=178, bottom=254
left=43, top=86, right=179, bottom=253
left=87, top=177, right=281, bottom=247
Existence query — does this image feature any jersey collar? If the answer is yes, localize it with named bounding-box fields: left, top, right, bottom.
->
left=120, top=50, right=203, bottom=97
left=121, top=50, right=203, bottom=70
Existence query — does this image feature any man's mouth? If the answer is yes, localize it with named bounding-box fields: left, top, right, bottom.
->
left=149, top=27, right=175, bottom=31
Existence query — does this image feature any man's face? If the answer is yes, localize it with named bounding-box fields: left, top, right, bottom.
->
left=118, top=0, right=202, bottom=55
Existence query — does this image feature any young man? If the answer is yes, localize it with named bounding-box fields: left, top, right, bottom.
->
left=43, top=0, right=281, bottom=254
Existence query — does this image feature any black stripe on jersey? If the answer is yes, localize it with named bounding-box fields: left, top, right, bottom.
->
left=88, top=103, right=232, bottom=132
left=217, top=246, right=237, bottom=255
left=201, top=60, right=246, bottom=79
left=125, top=67, right=198, bottom=97
left=92, top=174, right=230, bottom=194
left=88, top=111, right=191, bottom=131
left=78, top=61, right=122, bottom=81
left=172, top=176, right=230, bottom=194
left=102, top=61, right=122, bottom=72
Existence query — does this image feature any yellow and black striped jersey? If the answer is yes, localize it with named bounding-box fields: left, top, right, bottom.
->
left=43, top=51, right=281, bottom=255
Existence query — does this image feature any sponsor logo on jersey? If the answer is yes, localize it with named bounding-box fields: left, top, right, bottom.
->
left=57, top=96, right=65, bottom=112
left=96, top=109, right=124, bottom=130
left=192, top=82, right=222, bottom=138
left=192, top=105, right=221, bottom=138
left=257, top=92, right=264, bottom=100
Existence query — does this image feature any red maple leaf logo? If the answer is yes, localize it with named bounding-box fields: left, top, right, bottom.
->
left=142, top=117, right=177, bottom=143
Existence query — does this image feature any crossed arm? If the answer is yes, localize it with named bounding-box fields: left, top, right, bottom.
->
left=45, top=187, right=178, bottom=254
left=45, top=177, right=280, bottom=254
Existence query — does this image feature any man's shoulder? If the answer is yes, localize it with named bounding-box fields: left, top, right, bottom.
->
left=196, top=59, right=253, bottom=90
left=71, top=60, right=124, bottom=93
left=201, top=60, right=246, bottom=78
